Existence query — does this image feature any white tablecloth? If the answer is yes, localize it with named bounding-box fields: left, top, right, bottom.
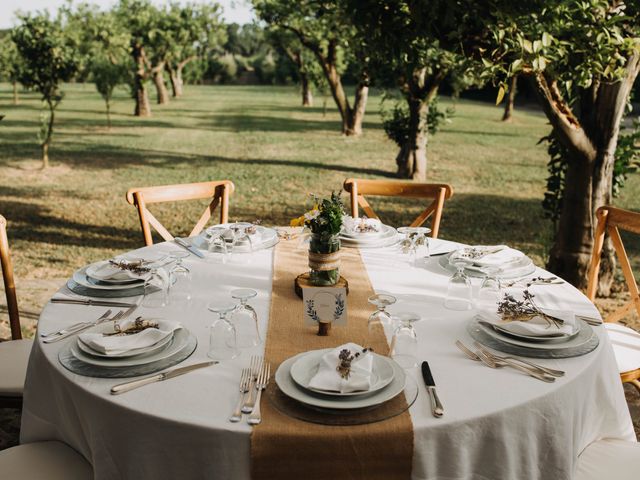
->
left=20, top=238, right=635, bottom=480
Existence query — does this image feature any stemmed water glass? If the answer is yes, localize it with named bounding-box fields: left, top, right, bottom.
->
left=207, top=301, right=239, bottom=361
left=444, top=259, right=473, bottom=310
left=367, top=294, right=396, bottom=338
left=142, top=266, right=171, bottom=308
left=389, top=312, right=420, bottom=368
left=476, top=267, right=501, bottom=309
left=168, top=251, right=192, bottom=304
left=397, top=226, right=431, bottom=266
left=230, top=288, right=261, bottom=347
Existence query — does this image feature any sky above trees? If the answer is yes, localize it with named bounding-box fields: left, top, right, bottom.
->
left=0, top=0, right=255, bottom=28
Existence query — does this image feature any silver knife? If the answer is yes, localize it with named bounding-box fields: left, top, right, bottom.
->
left=110, top=361, right=217, bottom=395
left=421, top=361, right=444, bottom=418
left=174, top=237, right=205, bottom=258
left=50, top=298, right=138, bottom=308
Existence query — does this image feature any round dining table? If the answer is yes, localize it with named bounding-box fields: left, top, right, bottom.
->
left=20, top=235, right=635, bottom=480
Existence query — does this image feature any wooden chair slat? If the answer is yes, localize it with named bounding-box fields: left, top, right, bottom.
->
left=126, top=180, right=235, bottom=246
left=344, top=179, right=453, bottom=238
left=0, top=215, right=21, bottom=340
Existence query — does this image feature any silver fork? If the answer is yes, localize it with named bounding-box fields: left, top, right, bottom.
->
left=43, top=305, right=137, bottom=343
left=243, top=355, right=263, bottom=413
left=455, top=340, right=555, bottom=382
left=248, top=362, right=271, bottom=426
left=41, top=309, right=112, bottom=339
left=229, top=368, right=252, bottom=423
left=472, top=342, right=565, bottom=377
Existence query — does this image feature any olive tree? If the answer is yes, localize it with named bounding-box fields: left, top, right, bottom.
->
left=12, top=14, right=77, bottom=168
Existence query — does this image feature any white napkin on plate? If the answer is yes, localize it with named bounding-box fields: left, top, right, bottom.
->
left=479, top=284, right=577, bottom=337
left=342, top=216, right=382, bottom=235
left=308, top=343, right=374, bottom=393
left=452, top=245, right=524, bottom=267
left=79, top=319, right=181, bottom=356
left=88, top=261, right=146, bottom=282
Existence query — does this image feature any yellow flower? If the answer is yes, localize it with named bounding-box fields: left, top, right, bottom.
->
left=290, top=215, right=306, bottom=227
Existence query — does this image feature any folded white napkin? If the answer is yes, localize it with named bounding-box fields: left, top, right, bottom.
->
left=88, top=261, right=146, bottom=282
left=479, top=285, right=577, bottom=337
left=308, top=343, right=374, bottom=393
left=79, top=319, right=181, bottom=356
left=342, top=216, right=382, bottom=235
left=452, top=245, right=524, bottom=267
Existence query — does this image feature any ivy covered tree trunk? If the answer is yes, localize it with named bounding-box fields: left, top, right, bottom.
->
left=396, top=68, right=443, bottom=180
left=132, top=45, right=151, bottom=117
left=301, top=72, right=313, bottom=107
left=502, top=75, right=517, bottom=122
left=153, top=63, right=170, bottom=105
left=12, top=81, right=18, bottom=105
left=535, top=55, right=640, bottom=292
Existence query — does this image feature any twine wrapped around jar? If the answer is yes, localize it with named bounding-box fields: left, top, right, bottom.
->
left=308, top=233, right=341, bottom=286
left=308, top=251, right=341, bottom=271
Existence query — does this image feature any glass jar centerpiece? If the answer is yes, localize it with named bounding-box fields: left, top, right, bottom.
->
left=291, top=193, right=344, bottom=286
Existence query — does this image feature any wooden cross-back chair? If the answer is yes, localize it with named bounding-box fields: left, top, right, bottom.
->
left=343, top=178, right=454, bottom=238
left=126, top=180, right=235, bottom=246
left=587, top=205, right=640, bottom=392
left=0, top=215, right=33, bottom=408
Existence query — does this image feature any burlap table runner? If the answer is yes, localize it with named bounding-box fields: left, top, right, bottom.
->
left=251, top=238, right=414, bottom=479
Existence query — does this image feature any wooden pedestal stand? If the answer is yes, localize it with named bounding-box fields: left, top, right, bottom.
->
left=294, top=273, right=349, bottom=336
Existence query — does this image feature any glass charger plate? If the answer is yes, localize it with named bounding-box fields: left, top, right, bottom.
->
left=266, top=376, right=418, bottom=426
left=66, top=278, right=147, bottom=298
left=438, top=252, right=536, bottom=279
left=468, top=318, right=599, bottom=358
left=58, top=334, right=197, bottom=378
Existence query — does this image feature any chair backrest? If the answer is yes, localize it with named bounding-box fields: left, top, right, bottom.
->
left=126, top=180, right=235, bottom=246
left=0, top=215, right=21, bottom=340
left=587, top=205, right=640, bottom=323
left=343, top=178, right=454, bottom=238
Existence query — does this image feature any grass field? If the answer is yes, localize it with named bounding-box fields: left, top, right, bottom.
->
left=1, top=82, right=640, bottom=335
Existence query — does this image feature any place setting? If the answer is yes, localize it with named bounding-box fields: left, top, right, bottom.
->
left=338, top=216, right=400, bottom=249
left=439, top=244, right=537, bottom=280
left=189, top=221, right=280, bottom=257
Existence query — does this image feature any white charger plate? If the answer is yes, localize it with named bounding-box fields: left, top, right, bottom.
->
left=275, top=351, right=406, bottom=410
left=340, top=225, right=396, bottom=244
left=289, top=349, right=395, bottom=397
left=475, top=316, right=593, bottom=350
left=70, top=327, right=189, bottom=367
left=76, top=330, right=173, bottom=359
left=192, top=225, right=279, bottom=253
left=479, top=320, right=581, bottom=344
left=73, top=266, right=145, bottom=291
left=439, top=252, right=536, bottom=279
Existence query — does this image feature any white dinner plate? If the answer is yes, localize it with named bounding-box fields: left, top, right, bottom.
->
left=191, top=225, right=279, bottom=253
left=439, top=252, right=537, bottom=279
left=339, top=225, right=396, bottom=244
left=70, top=327, right=190, bottom=367
left=289, top=349, right=395, bottom=397
left=275, top=351, right=406, bottom=410
left=474, top=316, right=594, bottom=350
left=480, top=321, right=581, bottom=344
left=76, top=330, right=174, bottom=359
left=73, top=266, right=146, bottom=291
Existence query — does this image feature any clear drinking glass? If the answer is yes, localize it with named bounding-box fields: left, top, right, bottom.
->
left=397, top=226, right=431, bottom=265
left=168, top=251, right=192, bottom=304
left=207, top=301, right=239, bottom=361
left=476, top=268, right=501, bottom=309
left=142, top=267, right=171, bottom=308
left=367, top=294, right=396, bottom=338
left=230, top=288, right=261, bottom=347
left=390, top=312, right=420, bottom=368
left=444, top=260, right=473, bottom=310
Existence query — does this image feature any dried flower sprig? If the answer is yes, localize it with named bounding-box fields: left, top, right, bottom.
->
left=108, top=259, right=151, bottom=275
left=497, top=291, right=563, bottom=329
left=104, top=317, right=159, bottom=336
left=336, top=347, right=373, bottom=380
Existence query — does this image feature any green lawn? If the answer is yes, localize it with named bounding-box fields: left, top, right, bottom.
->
left=1, top=82, right=639, bottom=303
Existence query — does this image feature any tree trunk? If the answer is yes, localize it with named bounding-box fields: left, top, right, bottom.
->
left=153, top=63, right=170, bottom=105
left=396, top=97, right=429, bottom=180
left=176, top=61, right=189, bottom=96
left=540, top=56, right=639, bottom=292
left=301, top=73, right=313, bottom=107
left=345, top=79, right=368, bottom=136
left=133, top=45, right=151, bottom=117
left=502, top=75, right=517, bottom=122
left=12, top=81, right=18, bottom=105
left=106, top=98, right=111, bottom=130
left=166, top=63, right=180, bottom=98
left=41, top=100, right=55, bottom=169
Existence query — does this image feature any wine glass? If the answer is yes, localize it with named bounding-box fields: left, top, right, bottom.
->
left=230, top=288, right=261, bottom=347
left=207, top=301, right=239, bottom=361
left=390, top=312, right=420, bottom=368
left=367, top=294, right=396, bottom=338
left=397, top=226, right=431, bottom=266
left=205, top=228, right=229, bottom=262
left=444, top=259, right=473, bottom=310
left=476, top=267, right=501, bottom=309
left=142, top=266, right=171, bottom=308
left=168, top=251, right=192, bottom=304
